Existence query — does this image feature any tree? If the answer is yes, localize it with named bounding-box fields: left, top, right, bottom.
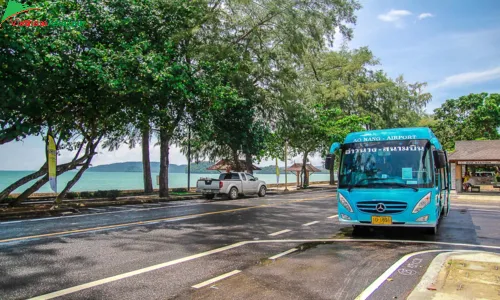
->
left=307, top=47, right=431, bottom=130
left=432, top=93, right=500, bottom=151
left=180, top=0, right=362, bottom=172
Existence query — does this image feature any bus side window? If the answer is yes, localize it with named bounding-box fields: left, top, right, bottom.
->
left=441, top=168, right=446, bottom=190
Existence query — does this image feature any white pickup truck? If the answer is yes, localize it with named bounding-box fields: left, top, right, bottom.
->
left=196, top=172, right=267, bottom=200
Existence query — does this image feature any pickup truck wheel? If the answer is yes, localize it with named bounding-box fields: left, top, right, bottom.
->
left=228, top=187, right=239, bottom=200
left=204, top=194, right=215, bottom=200
left=258, top=186, right=266, bottom=197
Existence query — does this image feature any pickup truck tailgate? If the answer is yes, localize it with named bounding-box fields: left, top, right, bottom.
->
left=196, top=178, right=220, bottom=193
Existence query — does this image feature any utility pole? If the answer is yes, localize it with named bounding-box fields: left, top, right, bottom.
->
left=284, top=139, right=288, bottom=192
left=187, top=126, right=191, bottom=192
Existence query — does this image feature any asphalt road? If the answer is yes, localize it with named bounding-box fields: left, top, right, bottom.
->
left=1, top=190, right=500, bottom=300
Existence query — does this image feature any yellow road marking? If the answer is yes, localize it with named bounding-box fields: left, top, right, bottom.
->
left=0, top=195, right=332, bottom=244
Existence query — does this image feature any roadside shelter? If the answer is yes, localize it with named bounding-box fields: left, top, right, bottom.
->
left=448, top=140, right=500, bottom=193
left=207, top=160, right=261, bottom=173
left=286, top=163, right=321, bottom=187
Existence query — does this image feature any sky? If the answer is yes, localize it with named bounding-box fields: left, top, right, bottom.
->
left=1, top=0, right=500, bottom=171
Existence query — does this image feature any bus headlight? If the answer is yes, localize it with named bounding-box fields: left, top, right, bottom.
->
left=416, top=215, right=429, bottom=222
left=339, top=193, right=353, bottom=213
left=413, top=192, right=431, bottom=214
left=341, top=214, right=351, bottom=220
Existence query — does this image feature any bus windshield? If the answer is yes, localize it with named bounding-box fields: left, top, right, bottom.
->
left=339, top=139, right=433, bottom=189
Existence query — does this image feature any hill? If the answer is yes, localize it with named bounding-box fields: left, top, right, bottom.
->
left=88, top=161, right=218, bottom=173
left=88, top=162, right=329, bottom=174
left=255, top=165, right=328, bottom=174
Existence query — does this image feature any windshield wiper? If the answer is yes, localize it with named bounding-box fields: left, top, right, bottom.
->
left=378, top=182, right=419, bottom=192
left=347, top=178, right=380, bottom=192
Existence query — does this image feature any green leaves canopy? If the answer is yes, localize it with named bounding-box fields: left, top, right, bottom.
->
left=432, top=93, right=500, bottom=151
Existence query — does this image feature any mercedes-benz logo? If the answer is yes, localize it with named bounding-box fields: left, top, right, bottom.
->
left=376, top=203, right=386, bottom=213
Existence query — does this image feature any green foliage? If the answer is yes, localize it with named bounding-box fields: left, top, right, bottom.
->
left=106, top=190, right=121, bottom=200
left=65, top=192, right=78, bottom=199
left=79, top=191, right=93, bottom=199
left=418, top=114, right=437, bottom=128
left=93, top=190, right=108, bottom=198
left=432, top=93, right=500, bottom=151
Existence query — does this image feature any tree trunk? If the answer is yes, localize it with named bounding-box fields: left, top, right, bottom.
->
left=232, top=150, right=241, bottom=172
left=302, top=152, right=309, bottom=188
left=53, top=137, right=100, bottom=207
left=159, top=128, right=170, bottom=198
left=0, top=163, right=47, bottom=201
left=12, top=175, right=50, bottom=206
left=245, top=152, right=253, bottom=174
left=329, top=155, right=335, bottom=185
left=142, top=126, right=153, bottom=194
left=6, top=154, right=91, bottom=205
left=54, top=154, right=95, bottom=206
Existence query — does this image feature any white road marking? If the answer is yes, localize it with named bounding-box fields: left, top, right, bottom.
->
left=0, top=220, right=23, bottom=224
left=327, top=214, right=338, bottom=219
left=354, top=249, right=447, bottom=300
left=303, top=221, right=320, bottom=226
left=268, top=229, right=291, bottom=236
left=86, top=208, right=105, bottom=211
left=269, top=248, right=298, bottom=260
left=191, top=270, right=241, bottom=289
left=453, top=204, right=500, bottom=209
left=28, top=242, right=247, bottom=300
left=356, top=249, right=493, bottom=300
left=462, top=209, right=500, bottom=213
left=27, top=239, right=500, bottom=299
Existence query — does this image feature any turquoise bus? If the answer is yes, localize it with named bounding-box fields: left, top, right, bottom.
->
left=325, top=127, right=451, bottom=234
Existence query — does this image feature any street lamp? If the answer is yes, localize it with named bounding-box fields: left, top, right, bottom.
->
left=284, top=139, right=289, bottom=192
left=187, top=126, right=191, bottom=192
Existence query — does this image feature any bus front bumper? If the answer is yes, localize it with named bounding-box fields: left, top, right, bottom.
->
left=338, top=218, right=437, bottom=228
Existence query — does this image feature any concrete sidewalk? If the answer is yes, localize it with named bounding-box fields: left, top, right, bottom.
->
left=408, top=252, right=500, bottom=300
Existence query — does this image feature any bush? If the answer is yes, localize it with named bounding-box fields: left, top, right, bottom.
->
left=65, top=192, right=78, bottom=199
left=107, top=190, right=121, bottom=200
left=79, top=191, right=93, bottom=199
left=172, top=188, right=188, bottom=193
left=93, top=190, right=108, bottom=198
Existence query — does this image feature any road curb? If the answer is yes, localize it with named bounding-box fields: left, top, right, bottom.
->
left=407, top=252, right=453, bottom=300
left=0, top=186, right=335, bottom=221
left=407, top=250, right=500, bottom=300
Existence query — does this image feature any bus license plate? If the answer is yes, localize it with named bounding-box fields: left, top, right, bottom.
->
left=372, top=216, right=392, bottom=225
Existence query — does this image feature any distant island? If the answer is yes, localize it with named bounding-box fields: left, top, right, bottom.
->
left=88, top=161, right=218, bottom=174
left=88, top=161, right=329, bottom=174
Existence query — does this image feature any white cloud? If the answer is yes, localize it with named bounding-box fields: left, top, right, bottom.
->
left=378, top=9, right=412, bottom=23
left=418, top=13, right=434, bottom=20
left=433, top=66, right=500, bottom=89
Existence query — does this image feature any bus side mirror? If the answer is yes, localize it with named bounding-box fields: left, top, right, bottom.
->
left=430, top=137, right=442, bottom=149
left=433, top=150, right=446, bottom=169
left=330, top=142, right=341, bottom=153
left=325, top=155, right=333, bottom=170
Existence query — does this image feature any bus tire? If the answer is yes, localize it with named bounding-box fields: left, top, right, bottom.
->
left=426, top=225, right=438, bottom=235
left=352, top=226, right=368, bottom=236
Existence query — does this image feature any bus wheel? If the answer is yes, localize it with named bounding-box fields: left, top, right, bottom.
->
left=352, top=226, right=368, bottom=236
left=426, top=225, right=438, bottom=235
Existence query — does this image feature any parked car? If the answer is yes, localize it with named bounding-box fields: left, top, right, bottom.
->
left=196, top=172, right=267, bottom=200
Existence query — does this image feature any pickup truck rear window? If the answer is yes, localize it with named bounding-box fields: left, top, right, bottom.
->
left=220, top=173, right=240, bottom=180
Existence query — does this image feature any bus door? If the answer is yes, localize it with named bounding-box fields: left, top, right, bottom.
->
left=444, top=151, right=450, bottom=216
